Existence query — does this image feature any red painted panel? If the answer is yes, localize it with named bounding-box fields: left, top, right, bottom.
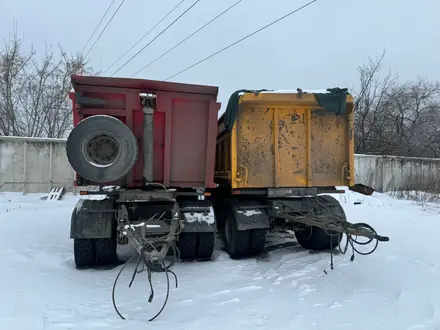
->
left=206, top=101, right=221, bottom=187
left=155, top=92, right=218, bottom=188
left=69, top=75, right=219, bottom=189
left=171, top=98, right=209, bottom=187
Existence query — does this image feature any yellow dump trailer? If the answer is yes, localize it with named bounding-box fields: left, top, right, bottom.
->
left=210, top=88, right=388, bottom=260
left=215, top=89, right=354, bottom=191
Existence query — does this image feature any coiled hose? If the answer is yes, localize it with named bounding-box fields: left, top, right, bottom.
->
left=323, top=221, right=380, bottom=273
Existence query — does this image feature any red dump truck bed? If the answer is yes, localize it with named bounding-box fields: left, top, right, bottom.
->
left=69, top=75, right=220, bottom=188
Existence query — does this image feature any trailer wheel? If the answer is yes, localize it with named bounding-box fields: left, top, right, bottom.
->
left=294, top=195, right=346, bottom=251
left=224, top=215, right=251, bottom=259
left=197, top=232, right=215, bottom=260
left=74, top=238, right=95, bottom=268
left=66, top=115, right=138, bottom=183
left=249, top=229, right=266, bottom=255
left=95, top=238, right=117, bottom=266
left=178, top=233, right=198, bottom=260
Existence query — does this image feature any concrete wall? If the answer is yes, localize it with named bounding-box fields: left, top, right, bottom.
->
left=0, top=136, right=75, bottom=193
left=1, top=136, right=440, bottom=193
left=355, top=154, right=440, bottom=192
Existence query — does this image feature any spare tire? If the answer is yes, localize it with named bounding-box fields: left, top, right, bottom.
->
left=66, top=115, right=138, bottom=183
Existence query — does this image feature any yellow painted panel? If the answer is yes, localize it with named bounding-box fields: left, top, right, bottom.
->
left=228, top=92, right=354, bottom=189
left=311, top=109, right=349, bottom=186
left=277, top=108, right=308, bottom=187
left=233, top=106, right=274, bottom=188
left=347, top=104, right=355, bottom=186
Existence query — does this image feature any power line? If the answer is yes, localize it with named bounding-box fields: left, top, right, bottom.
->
left=130, top=0, right=244, bottom=78
left=111, top=0, right=202, bottom=77
left=102, top=0, right=186, bottom=75
left=81, top=0, right=117, bottom=54
left=165, top=0, right=317, bottom=81
left=84, top=0, right=125, bottom=58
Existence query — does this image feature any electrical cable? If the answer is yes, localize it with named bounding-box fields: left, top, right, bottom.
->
left=112, top=215, right=180, bottom=322
left=338, top=223, right=379, bottom=256
left=322, top=221, right=380, bottom=273
left=84, top=0, right=125, bottom=58
left=111, top=0, right=203, bottom=77
left=81, top=0, right=117, bottom=54
left=112, top=246, right=177, bottom=321
left=112, top=252, right=138, bottom=320
left=102, top=0, right=186, bottom=75
left=112, top=258, right=172, bottom=322
left=130, top=0, right=244, bottom=77
left=150, top=262, right=171, bottom=321
left=164, top=0, right=317, bottom=81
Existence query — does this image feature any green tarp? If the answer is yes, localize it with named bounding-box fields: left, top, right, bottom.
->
left=314, top=87, right=349, bottom=116
left=223, top=89, right=269, bottom=133
left=222, top=87, right=349, bottom=133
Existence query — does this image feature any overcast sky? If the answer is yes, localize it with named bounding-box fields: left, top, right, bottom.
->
left=1, top=0, right=439, bottom=114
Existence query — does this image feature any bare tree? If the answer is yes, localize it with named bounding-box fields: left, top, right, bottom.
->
left=382, top=79, right=440, bottom=157
left=353, top=51, right=440, bottom=158
left=0, top=27, right=95, bottom=138
left=354, top=50, right=397, bottom=153
left=0, top=29, right=34, bottom=136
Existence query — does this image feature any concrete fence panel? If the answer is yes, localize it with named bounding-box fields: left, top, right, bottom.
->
left=1, top=136, right=440, bottom=193
left=0, top=136, right=75, bottom=193
left=355, top=154, right=440, bottom=192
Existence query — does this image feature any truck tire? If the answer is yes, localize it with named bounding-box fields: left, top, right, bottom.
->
left=95, top=238, right=117, bottom=266
left=197, top=232, right=215, bottom=260
left=74, top=238, right=95, bottom=268
left=178, top=199, right=216, bottom=261
left=294, top=195, right=346, bottom=251
left=178, top=233, right=198, bottom=260
left=66, top=115, right=138, bottom=183
left=223, top=215, right=251, bottom=259
left=249, top=229, right=266, bottom=255
left=220, top=199, right=267, bottom=259
left=178, top=232, right=215, bottom=261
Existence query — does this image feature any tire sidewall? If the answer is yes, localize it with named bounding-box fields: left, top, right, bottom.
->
left=66, top=115, right=138, bottom=183
left=224, top=215, right=234, bottom=252
left=224, top=215, right=243, bottom=256
left=295, top=195, right=346, bottom=250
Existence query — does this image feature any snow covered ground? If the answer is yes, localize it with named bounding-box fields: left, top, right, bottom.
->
left=1, top=189, right=440, bottom=330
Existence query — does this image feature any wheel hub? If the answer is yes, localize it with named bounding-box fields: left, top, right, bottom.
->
left=82, top=132, right=121, bottom=167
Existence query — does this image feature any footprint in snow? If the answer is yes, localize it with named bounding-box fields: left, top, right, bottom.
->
left=297, top=284, right=316, bottom=297
left=237, top=285, right=262, bottom=292
left=329, top=301, right=344, bottom=309
left=211, top=289, right=231, bottom=297
left=219, top=298, right=240, bottom=305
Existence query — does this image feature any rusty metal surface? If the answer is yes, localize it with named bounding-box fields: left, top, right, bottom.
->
left=228, top=93, right=354, bottom=189
left=278, top=108, right=308, bottom=187
left=311, top=109, right=349, bottom=186
left=235, top=106, right=274, bottom=187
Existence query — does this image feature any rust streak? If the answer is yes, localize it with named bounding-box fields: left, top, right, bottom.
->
left=273, top=108, right=279, bottom=188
